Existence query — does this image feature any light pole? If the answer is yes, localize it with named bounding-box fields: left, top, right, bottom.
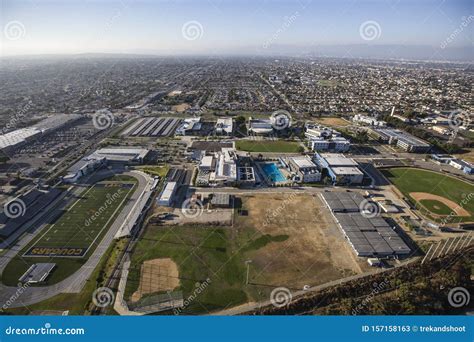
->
left=245, top=259, right=252, bottom=285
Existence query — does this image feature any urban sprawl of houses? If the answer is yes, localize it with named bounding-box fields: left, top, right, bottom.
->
left=0, top=57, right=472, bottom=315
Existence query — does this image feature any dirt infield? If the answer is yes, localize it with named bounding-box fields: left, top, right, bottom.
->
left=410, top=192, right=470, bottom=217
left=131, top=258, right=180, bottom=302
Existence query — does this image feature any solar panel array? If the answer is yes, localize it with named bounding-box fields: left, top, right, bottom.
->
left=320, top=191, right=365, bottom=212
left=121, top=117, right=182, bottom=137
left=321, top=191, right=411, bottom=257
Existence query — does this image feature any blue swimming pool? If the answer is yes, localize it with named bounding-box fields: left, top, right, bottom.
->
left=261, top=163, right=286, bottom=183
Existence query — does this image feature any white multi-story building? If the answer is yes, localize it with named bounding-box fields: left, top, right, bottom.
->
left=315, top=153, right=364, bottom=185
left=352, top=114, right=386, bottom=127
left=288, top=156, right=321, bottom=183
left=215, top=117, right=233, bottom=135
left=305, top=124, right=350, bottom=152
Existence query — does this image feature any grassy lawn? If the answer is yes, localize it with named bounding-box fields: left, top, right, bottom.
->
left=135, top=165, right=169, bottom=178
left=381, top=168, right=474, bottom=222
left=3, top=238, right=128, bottom=315
left=1, top=176, right=136, bottom=286
left=236, top=140, right=302, bottom=153
left=124, top=224, right=293, bottom=314
left=419, top=200, right=452, bottom=216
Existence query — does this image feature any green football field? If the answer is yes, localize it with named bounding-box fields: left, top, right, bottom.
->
left=1, top=177, right=137, bottom=286
left=24, top=182, right=135, bottom=257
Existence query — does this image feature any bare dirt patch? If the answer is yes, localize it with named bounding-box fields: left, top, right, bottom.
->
left=131, top=258, right=180, bottom=302
left=410, top=192, right=470, bottom=217
left=314, top=117, right=350, bottom=127
left=172, top=103, right=190, bottom=112
left=235, top=193, right=366, bottom=290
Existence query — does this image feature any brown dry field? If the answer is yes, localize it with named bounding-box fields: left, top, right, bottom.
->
left=410, top=192, right=470, bottom=217
left=234, top=193, right=369, bottom=290
left=314, top=117, right=350, bottom=127
left=131, top=258, right=180, bottom=302
left=172, top=103, right=191, bottom=112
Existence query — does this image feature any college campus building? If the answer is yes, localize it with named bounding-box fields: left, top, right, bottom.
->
left=175, top=117, right=202, bottom=136
left=370, top=128, right=431, bottom=153
left=305, top=124, right=350, bottom=152
left=352, top=114, right=386, bottom=127
left=288, top=156, right=321, bottom=183
left=157, top=181, right=177, bottom=206
left=315, top=153, right=364, bottom=185
left=247, top=117, right=274, bottom=135
left=64, top=147, right=150, bottom=183
left=215, top=117, right=233, bottom=135
left=197, top=148, right=238, bottom=186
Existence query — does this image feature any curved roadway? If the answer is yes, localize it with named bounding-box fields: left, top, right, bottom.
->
left=0, top=170, right=150, bottom=308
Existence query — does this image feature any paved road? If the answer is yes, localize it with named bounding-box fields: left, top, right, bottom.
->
left=0, top=170, right=151, bottom=308
left=211, top=258, right=420, bottom=316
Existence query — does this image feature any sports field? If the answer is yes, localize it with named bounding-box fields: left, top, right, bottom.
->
left=236, top=140, right=302, bottom=153
left=382, top=168, right=474, bottom=222
left=2, top=177, right=136, bottom=286
left=125, top=193, right=365, bottom=314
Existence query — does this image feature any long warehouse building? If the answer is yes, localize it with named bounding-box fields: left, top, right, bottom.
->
left=320, top=191, right=411, bottom=258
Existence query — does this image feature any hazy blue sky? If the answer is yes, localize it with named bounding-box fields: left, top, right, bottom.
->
left=1, top=0, right=472, bottom=57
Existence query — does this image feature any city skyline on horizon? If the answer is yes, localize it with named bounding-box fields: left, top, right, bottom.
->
left=1, top=0, right=472, bottom=61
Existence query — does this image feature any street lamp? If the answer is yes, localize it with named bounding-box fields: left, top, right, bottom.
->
left=245, top=259, right=252, bottom=285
